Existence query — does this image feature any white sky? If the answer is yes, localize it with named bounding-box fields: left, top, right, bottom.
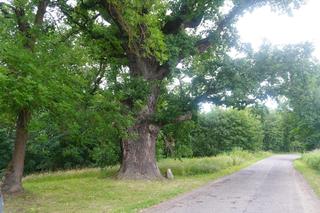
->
left=237, top=0, right=320, bottom=59
left=237, top=0, right=320, bottom=109
left=202, top=0, right=320, bottom=112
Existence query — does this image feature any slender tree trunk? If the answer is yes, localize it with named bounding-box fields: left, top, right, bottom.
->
left=118, top=82, right=164, bottom=179
left=1, top=108, right=31, bottom=194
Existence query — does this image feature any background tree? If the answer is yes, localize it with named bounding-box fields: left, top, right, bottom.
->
left=249, top=43, right=320, bottom=151
left=192, top=108, right=263, bottom=156
left=0, top=0, right=88, bottom=194
left=0, top=0, right=52, bottom=194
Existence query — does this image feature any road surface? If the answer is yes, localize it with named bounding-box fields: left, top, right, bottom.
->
left=143, top=155, right=320, bottom=213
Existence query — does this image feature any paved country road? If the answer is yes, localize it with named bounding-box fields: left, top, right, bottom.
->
left=142, top=155, right=320, bottom=213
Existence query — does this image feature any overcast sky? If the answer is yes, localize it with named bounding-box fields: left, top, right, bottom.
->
left=202, top=0, right=320, bottom=112
left=238, top=0, right=319, bottom=110
left=237, top=0, right=320, bottom=59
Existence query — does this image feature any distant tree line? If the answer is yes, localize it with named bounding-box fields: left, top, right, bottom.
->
left=1, top=99, right=319, bottom=178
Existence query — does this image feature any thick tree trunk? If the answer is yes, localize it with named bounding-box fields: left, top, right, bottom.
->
left=1, top=109, right=30, bottom=195
left=118, top=122, right=163, bottom=179
left=118, top=81, right=164, bottom=179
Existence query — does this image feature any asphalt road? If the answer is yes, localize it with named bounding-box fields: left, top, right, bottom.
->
left=143, top=155, right=320, bottom=213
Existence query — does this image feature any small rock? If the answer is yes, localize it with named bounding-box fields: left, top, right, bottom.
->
left=0, top=191, right=3, bottom=213
left=166, top=168, right=174, bottom=180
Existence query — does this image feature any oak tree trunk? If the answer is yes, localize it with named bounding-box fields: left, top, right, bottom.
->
left=118, top=122, right=163, bottom=179
left=1, top=109, right=30, bottom=195
left=118, top=70, right=164, bottom=179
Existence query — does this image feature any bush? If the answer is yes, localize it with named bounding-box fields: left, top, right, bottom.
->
left=301, top=150, right=320, bottom=171
left=192, top=108, right=264, bottom=157
left=157, top=121, right=195, bottom=159
left=92, top=142, right=121, bottom=168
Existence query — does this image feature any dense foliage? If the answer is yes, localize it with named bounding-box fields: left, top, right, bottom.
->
left=192, top=109, right=264, bottom=157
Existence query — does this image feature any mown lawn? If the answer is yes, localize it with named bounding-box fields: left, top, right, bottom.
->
left=294, top=150, right=320, bottom=197
left=4, top=151, right=271, bottom=213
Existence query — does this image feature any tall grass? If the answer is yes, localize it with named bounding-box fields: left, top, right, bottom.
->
left=23, top=150, right=270, bottom=182
left=301, top=149, right=320, bottom=171
left=158, top=149, right=269, bottom=176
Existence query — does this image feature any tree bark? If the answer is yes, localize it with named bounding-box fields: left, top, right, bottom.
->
left=118, top=122, right=163, bottom=180
left=1, top=109, right=31, bottom=194
left=118, top=80, right=164, bottom=179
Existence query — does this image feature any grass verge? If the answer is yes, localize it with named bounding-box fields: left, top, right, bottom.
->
left=4, top=151, right=271, bottom=213
left=294, top=150, right=320, bottom=197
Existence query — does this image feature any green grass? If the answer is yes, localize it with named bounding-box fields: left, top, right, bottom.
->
left=299, top=149, right=320, bottom=170
left=4, top=151, right=271, bottom=213
left=294, top=150, right=320, bottom=197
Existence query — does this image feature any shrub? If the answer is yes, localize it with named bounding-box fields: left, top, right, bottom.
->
left=301, top=150, right=320, bottom=171
left=192, top=108, right=264, bottom=157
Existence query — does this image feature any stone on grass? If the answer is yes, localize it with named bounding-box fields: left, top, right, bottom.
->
left=166, top=169, right=174, bottom=180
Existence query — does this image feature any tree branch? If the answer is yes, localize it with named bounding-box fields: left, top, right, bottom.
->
left=162, top=2, right=205, bottom=35
left=174, top=111, right=193, bottom=122
left=157, top=111, right=193, bottom=128
left=99, top=1, right=130, bottom=38
left=90, top=60, right=107, bottom=95
left=196, top=0, right=264, bottom=53
left=57, top=1, right=126, bottom=59
left=34, top=0, right=50, bottom=26
left=14, top=6, right=30, bottom=34
left=155, top=63, right=170, bottom=80
left=13, top=0, right=49, bottom=50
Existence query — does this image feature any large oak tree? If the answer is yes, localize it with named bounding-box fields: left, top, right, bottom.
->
left=59, top=0, right=304, bottom=179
